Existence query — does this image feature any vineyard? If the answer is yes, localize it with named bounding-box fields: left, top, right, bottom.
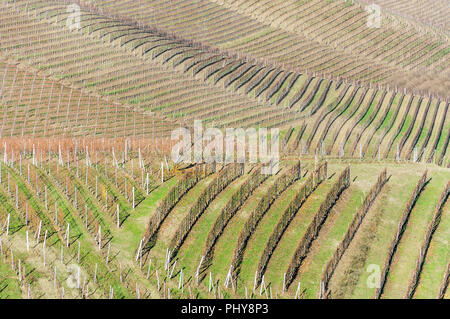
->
left=0, top=0, right=448, bottom=300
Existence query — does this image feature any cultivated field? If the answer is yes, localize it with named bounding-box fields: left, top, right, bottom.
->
left=0, top=0, right=448, bottom=299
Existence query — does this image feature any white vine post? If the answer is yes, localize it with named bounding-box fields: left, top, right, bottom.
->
left=44, top=186, right=48, bottom=210
left=116, top=204, right=120, bottom=227
left=320, top=281, right=325, bottom=299
left=196, top=255, right=204, bottom=285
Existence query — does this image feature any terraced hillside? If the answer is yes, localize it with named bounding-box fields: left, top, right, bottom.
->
left=0, top=140, right=447, bottom=299
left=85, top=0, right=450, bottom=96
left=0, top=0, right=448, bottom=299
left=0, top=0, right=448, bottom=166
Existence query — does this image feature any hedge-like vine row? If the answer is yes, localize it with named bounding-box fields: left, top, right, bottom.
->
left=168, top=163, right=244, bottom=257
left=288, top=76, right=313, bottom=108
left=255, top=161, right=328, bottom=287
left=230, top=161, right=302, bottom=283
left=417, top=99, right=440, bottom=162
left=225, top=63, right=256, bottom=88
left=327, top=87, right=369, bottom=153
left=266, top=71, right=292, bottom=101
left=428, top=102, right=448, bottom=163
left=305, top=83, right=351, bottom=151
left=308, top=80, right=333, bottom=116
left=371, top=92, right=404, bottom=157
left=200, top=164, right=268, bottom=270
left=142, top=163, right=215, bottom=248
left=282, top=127, right=294, bottom=150
left=234, top=65, right=264, bottom=92
left=351, top=90, right=387, bottom=155
left=406, top=181, right=449, bottom=298
left=245, top=67, right=273, bottom=94
left=291, top=122, right=307, bottom=153
left=383, top=94, right=414, bottom=158
left=438, top=262, right=450, bottom=299
left=255, top=68, right=283, bottom=98
left=276, top=73, right=300, bottom=105
left=299, top=79, right=324, bottom=112
left=316, top=86, right=359, bottom=152
left=398, top=97, right=423, bottom=155
left=437, top=125, right=450, bottom=166
left=406, top=98, right=431, bottom=160
left=341, top=89, right=378, bottom=152
left=213, top=61, right=245, bottom=84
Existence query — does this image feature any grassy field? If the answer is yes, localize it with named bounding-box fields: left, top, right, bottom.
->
left=0, top=0, right=448, bottom=299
